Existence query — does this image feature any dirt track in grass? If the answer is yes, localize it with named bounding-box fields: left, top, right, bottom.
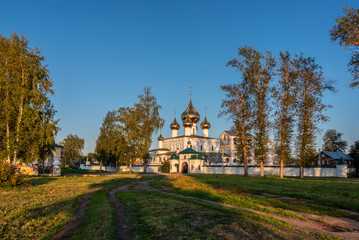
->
left=55, top=175, right=359, bottom=240
left=53, top=188, right=100, bottom=240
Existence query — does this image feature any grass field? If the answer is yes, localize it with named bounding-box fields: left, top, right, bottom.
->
left=0, top=173, right=358, bottom=239
left=158, top=175, right=359, bottom=221
left=60, top=168, right=107, bottom=175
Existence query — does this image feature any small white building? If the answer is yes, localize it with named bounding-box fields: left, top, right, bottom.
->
left=169, top=148, right=205, bottom=173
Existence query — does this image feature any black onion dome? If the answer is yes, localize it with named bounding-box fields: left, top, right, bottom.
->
left=200, top=116, right=211, bottom=129
left=158, top=134, right=164, bottom=141
left=181, top=100, right=200, bottom=123
left=183, top=117, right=193, bottom=127
left=170, top=118, right=180, bottom=130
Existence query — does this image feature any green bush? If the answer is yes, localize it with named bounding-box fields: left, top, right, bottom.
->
left=265, top=173, right=279, bottom=179
left=0, top=162, right=23, bottom=187
left=347, top=171, right=358, bottom=178
left=161, top=160, right=170, bottom=173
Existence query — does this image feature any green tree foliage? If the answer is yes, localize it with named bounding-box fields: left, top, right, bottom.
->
left=95, top=87, right=163, bottom=173
left=220, top=83, right=253, bottom=176
left=295, top=55, right=334, bottom=178
left=273, top=52, right=299, bottom=178
left=161, top=159, right=170, bottom=173
left=226, top=46, right=275, bottom=177
left=135, top=87, right=164, bottom=169
left=61, top=134, right=84, bottom=165
left=322, top=129, right=348, bottom=152
left=349, top=140, right=359, bottom=176
left=117, top=106, right=143, bottom=174
left=0, top=33, right=58, bottom=164
left=222, top=48, right=334, bottom=179
left=95, top=111, right=122, bottom=167
left=330, top=7, right=359, bottom=88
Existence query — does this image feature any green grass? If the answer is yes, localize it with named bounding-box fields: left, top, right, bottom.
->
left=158, top=175, right=359, bottom=221
left=71, top=188, right=115, bottom=240
left=0, top=175, right=132, bottom=240
left=116, top=190, right=305, bottom=240
left=0, top=174, right=353, bottom=239
left=61, top=168, right=107, bottom=175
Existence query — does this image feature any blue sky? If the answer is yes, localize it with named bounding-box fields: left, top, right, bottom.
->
left=1, top=0, right=358, bottom=154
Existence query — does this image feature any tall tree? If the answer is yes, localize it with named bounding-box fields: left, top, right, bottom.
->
left=330, top=7, right=359, bottom=88
left=61, top=134, right=84, bottom=165
left=220, top=83, right=253, bottom=176
left=322, top=129, right=348, bottom=152
left=231, top=46, right=275, bottom=177
left=349, top=140, right=359, bottom=176
left=295, top=55, right=334, bottom=178
left=117, top=107, right=143, bottom=174
left=273, top=52, right=299, bottom=178
left=135, top=87, right=164, bottom=171
left=95, top=111, right=121, bottom=167
left=0, top=33, right=58, bottom=164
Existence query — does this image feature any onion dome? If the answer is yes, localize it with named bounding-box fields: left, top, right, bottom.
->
left=200, top=116, right=211, bottom=129
left=170, top=118, right=180, bottom=130
left=181, top=100, right=200, bottom=123
left=183, top=117, right=193, bottom=127
left=158, top=134, right=164, bottom=141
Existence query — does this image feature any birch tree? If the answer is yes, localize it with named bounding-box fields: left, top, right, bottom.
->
left=95, top=111, right=121, bottom=167
left=234, top=46, right=275, bottom=176
left=117, top=106, right=143, bottom=174
left=273, top=52, right=299, bottom=178
left=0, top=33, right=58, bottom=164
left=295, top=55, right=334, bottom=178
left=135, top=87, right=164, bottom=171
left=220, top=83, right=253, bottom=176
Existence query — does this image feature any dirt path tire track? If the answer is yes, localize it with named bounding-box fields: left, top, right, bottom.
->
left=108, top=185, right=132, bottom=240
left=53, top=175, right=359, bottom=240
left=143, top=179, right=359, bottom=240
left=53, top=188, right=100, bottom=240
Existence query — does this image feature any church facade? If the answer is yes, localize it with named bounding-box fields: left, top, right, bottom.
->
left=149, top=99, right=220, bottom=167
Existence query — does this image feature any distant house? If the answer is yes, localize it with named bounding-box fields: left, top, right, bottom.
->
left=313, top=151, right=354, bottom=166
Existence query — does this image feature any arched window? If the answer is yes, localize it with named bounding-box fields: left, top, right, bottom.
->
left=201, top=145, right=203, bottom=151
left=211, top=146, right=214, bottom=151
left=233, top=138, right=237, bottom=144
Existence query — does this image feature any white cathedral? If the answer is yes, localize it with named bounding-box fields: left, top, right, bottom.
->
left=149, top=99, right=275, bottom=173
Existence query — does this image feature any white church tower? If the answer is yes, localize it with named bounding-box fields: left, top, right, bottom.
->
left=181, top=99, right=200, bottom=136
left=201, top=116, right=211, bottom=137
left=158, top=134, right=164, bottom=148
left=170, top=118, right=180, bottom=137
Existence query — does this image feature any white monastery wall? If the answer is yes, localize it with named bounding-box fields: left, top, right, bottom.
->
left=80, top=164, right=351, bottom=177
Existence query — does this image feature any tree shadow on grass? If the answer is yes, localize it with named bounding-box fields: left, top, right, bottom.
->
left=23, top=176, right=59, bottom=186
